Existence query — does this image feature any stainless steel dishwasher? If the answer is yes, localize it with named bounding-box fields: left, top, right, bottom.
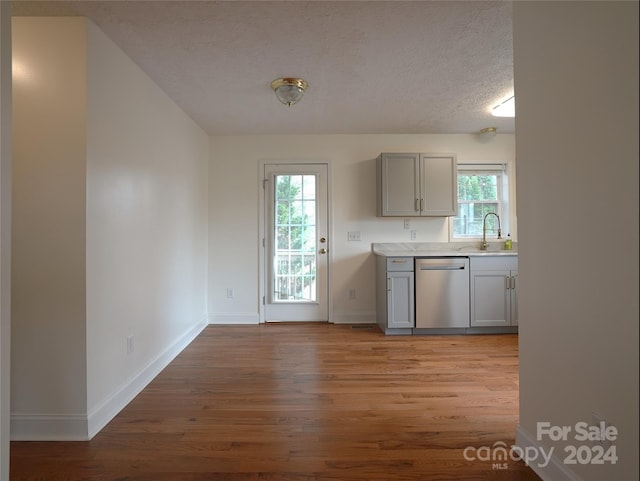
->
left=415, top=257, right=470, bottom=328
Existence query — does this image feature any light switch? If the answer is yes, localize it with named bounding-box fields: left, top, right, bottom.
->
left=347, top=231, right=361, bottom=241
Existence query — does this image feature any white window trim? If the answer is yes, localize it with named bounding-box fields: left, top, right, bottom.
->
left=449, top=163, right=512, bottom=242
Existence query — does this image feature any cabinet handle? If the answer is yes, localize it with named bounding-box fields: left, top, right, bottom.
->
left=387, top=278, right=392, bottom=292
left=506, top=277, right=510, bottom=291
left=415, top=199, right=420, bottom=212
left=420, top=198, right=424, bottom=211
left=510, top=276, right=516, bottom=290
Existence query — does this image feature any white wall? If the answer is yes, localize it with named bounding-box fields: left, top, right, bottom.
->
left=11, top=17, right=209, bottom=440
left=0, top=2, right=11, bottom=478
left=85, top=20, right=209, bottom=436
left=209, top=134, right=515, bottom=324
left=11, top=17, right=88, bottom=438
left=513, top=2, right=638, bottom=480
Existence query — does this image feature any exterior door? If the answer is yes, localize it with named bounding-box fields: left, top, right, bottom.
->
left=263, top=163, right=329, bottom=322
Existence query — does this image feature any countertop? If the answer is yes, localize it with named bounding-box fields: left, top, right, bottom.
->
left=372, top=242, right=518, bottom=258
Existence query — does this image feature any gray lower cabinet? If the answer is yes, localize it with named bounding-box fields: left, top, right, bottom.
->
left=376, top=256, right=414, bottom=334
left=470, top=256, right=518, bottom=327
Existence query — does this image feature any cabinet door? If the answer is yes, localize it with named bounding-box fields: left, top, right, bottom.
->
left=420, top=154, right=457, bottom=216
left=387, top=271, right=415, bottom=328
left=470, top=270, right=510, bottom=327
left=377, top=153, right=421, bottom=216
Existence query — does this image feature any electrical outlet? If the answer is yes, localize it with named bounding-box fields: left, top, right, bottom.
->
left=126, top=336, right=134, bottom=355
left=226, top=288, right=234, bottom=299
left=348, top=288, right=356, bottom=300
left=404, top=219, right=410, bottom=229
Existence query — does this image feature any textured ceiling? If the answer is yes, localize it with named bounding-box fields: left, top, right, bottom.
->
left=12, top=1, right=515, bottom=136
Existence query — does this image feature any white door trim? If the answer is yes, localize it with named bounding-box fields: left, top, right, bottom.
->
left=258, top=159, right=333, bottom=324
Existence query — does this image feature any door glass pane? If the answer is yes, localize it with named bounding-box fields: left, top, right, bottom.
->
left=273, top=174, right=317, bottom=302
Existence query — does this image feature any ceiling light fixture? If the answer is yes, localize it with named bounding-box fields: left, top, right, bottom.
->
left=491, top=96, right=515, bottom=117
left=479, top=127, right=498, bottom=139
left=271, top=78, right=308, bottom=107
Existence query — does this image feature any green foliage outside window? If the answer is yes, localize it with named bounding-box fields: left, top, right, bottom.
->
left=453, top=174, right=501, bottom=237
left=274, top=175, right=317, bottom=301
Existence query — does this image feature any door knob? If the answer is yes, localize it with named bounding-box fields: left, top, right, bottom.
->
left=319, top=248, right=327, bottom=254
left=319, top=237, right=327, bottom=243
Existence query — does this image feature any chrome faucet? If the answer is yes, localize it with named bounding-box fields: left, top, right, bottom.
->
left=481, top=212, right=502, bottom=250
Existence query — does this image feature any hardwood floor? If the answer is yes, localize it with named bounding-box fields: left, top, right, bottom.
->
left=11, top=323, right=541, bottom=480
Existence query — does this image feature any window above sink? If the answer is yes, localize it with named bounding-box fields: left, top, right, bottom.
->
left=449, top=163, right=513, bottom=242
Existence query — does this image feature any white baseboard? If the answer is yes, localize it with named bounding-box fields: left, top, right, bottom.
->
left=515, top=425, right=581, bottom=481
left=208, top=312, right=377, bottom=326
left=11, top=318, right=210, bottom=441
left=209, top=312, right=259, bottom=325
left=331, top=311, right=376, bottom=325
left=86, top=319, right=208, bottom=439
left=11, top=414, right=88, bottom=441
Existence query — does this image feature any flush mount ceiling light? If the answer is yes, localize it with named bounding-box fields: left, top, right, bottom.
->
left=479, top=127, right=498, bottom=139
left=492, top=95, right=515, bottom=117
left=271, top=78, right=308, bottom=107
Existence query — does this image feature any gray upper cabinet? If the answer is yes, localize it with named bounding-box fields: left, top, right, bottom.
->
left=377, top=153, right=457, bottom=217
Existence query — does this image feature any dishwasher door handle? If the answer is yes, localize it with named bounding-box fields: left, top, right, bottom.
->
left=418, top=264, right=466, bottom=271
